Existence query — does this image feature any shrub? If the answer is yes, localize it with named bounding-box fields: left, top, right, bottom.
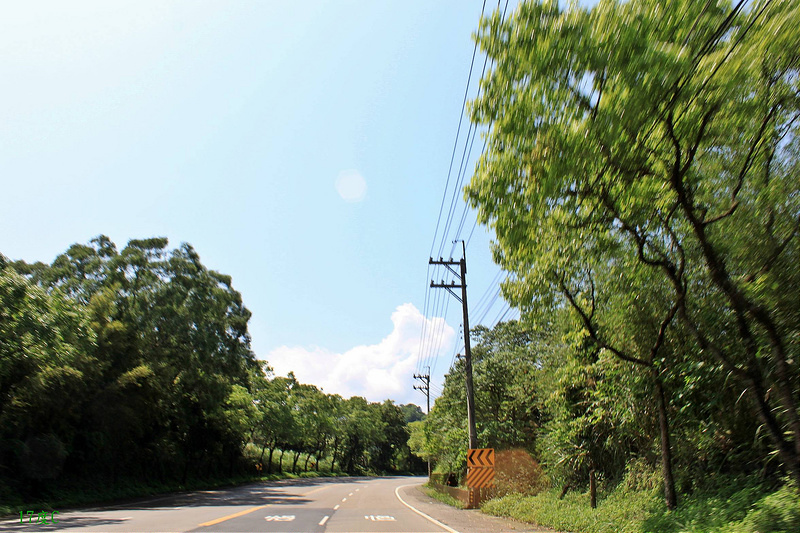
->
left=742, top=483, right=800, bottom=533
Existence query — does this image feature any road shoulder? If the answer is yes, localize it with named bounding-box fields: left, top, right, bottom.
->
left=397, top=483, right=558, bottom=533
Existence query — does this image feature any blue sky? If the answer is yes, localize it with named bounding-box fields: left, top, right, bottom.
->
left=0, top=1, right=527, bottom=407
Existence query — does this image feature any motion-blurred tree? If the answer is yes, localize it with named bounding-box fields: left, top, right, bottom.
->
left=466, top=0, right=800, bottom=504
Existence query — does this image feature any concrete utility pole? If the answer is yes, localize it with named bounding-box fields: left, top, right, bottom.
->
left=430, top=241, right=477, bottom=450
left=413, top=368, right=431, bottom=476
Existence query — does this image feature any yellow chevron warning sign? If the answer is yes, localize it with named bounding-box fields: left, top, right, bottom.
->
left=466, top=465, right=495, bottom=488
left=466, top=448, right=495, bottom=488
left=467, top=448, right=495, bottom=468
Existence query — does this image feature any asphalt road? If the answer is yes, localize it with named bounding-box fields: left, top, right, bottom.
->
left=1, top=476, right=465, bottom=533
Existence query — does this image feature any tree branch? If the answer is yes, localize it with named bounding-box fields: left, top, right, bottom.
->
left=558, top=275, right=650, bottom=367
left=704, top=104, right=776, bottom=226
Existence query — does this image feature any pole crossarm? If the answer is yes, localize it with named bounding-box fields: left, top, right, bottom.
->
left=430, top=282, right=463, bottom=302
left=429, top=258, right=461, bottom=278
left=429, top=258, right=460, bottom=265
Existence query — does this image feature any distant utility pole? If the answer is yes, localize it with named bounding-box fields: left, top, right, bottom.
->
left=413, top=368, right=432, bottom=477
left=430, top=241, right=477, bottom=450
left=413, top=368, right=431, bottom=414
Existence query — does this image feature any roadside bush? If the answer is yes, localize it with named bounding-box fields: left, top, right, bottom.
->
left=492, top=449, right=548, bottom=497
left=742, top=483, right=800, bottom=533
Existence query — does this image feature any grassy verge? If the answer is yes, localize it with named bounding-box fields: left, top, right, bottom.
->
left=422, top=483, right=465, bottom=509
left=481, top=478, right=799, bottom=533
left=0, top=470, right=347, bottom=518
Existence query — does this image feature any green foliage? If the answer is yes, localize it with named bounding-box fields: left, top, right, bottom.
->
left=417, top=320, right=544, bottom=477
left=484, top=474, right=797, bottom=533
left=1, top=237, right=424, bottom=509
left=422, top=485, right=465, bottom=509
left=446, top=0, right=800, bottom=507
left=423, top=0, right=799, bottom=526
left=741, top=483, right=800, bottom=533
left=483, top=489, right=655, bottom=533
left=399, top=403, right=425, bottom=423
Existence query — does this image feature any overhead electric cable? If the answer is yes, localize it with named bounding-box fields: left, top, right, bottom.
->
left=428, top=0, right=489, bottom=259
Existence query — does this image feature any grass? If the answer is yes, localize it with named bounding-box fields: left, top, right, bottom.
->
left=423, top=483, right=465, bottom=509
left=481, top=477, right=800, bottom=533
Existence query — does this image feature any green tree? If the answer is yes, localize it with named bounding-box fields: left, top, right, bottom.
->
left=251, top=368, right=294, bottom=474
left=3, top=235, right=261, bottom=492
left=419, top=321, right=544, bottom=478
left=399, top=403, right=425, bottom=423
left=466, top=0, right=800, bottom=503
left=0, top=262, right=94, bottom=488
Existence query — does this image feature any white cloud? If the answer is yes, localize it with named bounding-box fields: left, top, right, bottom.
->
left=264, top=303, right=455, bottom=404
left=335, top=169, right=367, bottom=202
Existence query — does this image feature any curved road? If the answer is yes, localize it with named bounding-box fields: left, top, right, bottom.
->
left=2, top=476, right=459, bottom=533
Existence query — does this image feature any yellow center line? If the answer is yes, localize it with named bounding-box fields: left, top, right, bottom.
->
left=197, top=485, right=327, bottom=527
left=197, top=505, right=270, bottom=527
left=302, top=486, right=329, bottom=497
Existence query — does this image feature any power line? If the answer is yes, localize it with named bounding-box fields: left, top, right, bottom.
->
left=453, top=134, right=490, bottom=246
left=491, top=302, right=514, bottom=328
left=428, top=0, right=489, bottom=259
left=438, top=59, right=489, bottom=258
left=440, top=0, right=510, bottom=258
left=476, top=286, right=502, bottom=325
left=429, top=291, right=453, bottom=378
left=422, top=276, right=447, bottom=373
left=452, top=0, right=510, bottom=249
left=471, top=270, right=503, bottom=317
left=417, top=0, right=490, bottom=379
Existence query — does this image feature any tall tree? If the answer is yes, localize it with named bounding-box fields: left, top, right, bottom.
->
left=466, top=0, right=800, bottom=504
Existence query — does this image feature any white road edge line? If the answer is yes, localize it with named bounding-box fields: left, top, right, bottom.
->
left=319, top=515, right=329, bottom=526
left=395, top=484, right=461, bottom=533
left=333, top=504, right=340, bottom=510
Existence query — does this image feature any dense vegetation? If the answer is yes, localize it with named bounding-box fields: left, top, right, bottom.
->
left=0, top=236, right=423, bottom=513
left=415, top=0, right=799, bottom=531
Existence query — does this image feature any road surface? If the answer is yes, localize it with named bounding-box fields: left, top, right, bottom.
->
left=2, top=476, right=547, bottom=533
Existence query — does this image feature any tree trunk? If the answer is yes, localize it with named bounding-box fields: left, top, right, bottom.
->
left=304, top=454, right=311, bottom=472
left=678, top=304, right=800, bottom=490
left=654, top=376, right=678, bottom=510
left=182, top=459, right=189, bottom=486
left=267, top=448, right=275, bottom=474
left=292, top=451, right=300, bottom=473
left=670, top=149, right=800, bottom=490
left=589, top=468, right=597, bottom=509
left=278, top=450, right=284, bottom=472
left=331, top=438, right=339, bottom=472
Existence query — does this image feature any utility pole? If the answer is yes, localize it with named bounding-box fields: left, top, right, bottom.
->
left=413, top=368, right=431, bottom=477
left=430, top=241, right=477, bottom=450
left=413, top=368, right=431, bottom=414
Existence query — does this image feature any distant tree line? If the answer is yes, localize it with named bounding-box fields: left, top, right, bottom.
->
left=0, top=236, right=423, bottom=503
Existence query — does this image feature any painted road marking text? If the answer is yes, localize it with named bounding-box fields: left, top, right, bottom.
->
left=264, top=515, right=295, bottom=522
